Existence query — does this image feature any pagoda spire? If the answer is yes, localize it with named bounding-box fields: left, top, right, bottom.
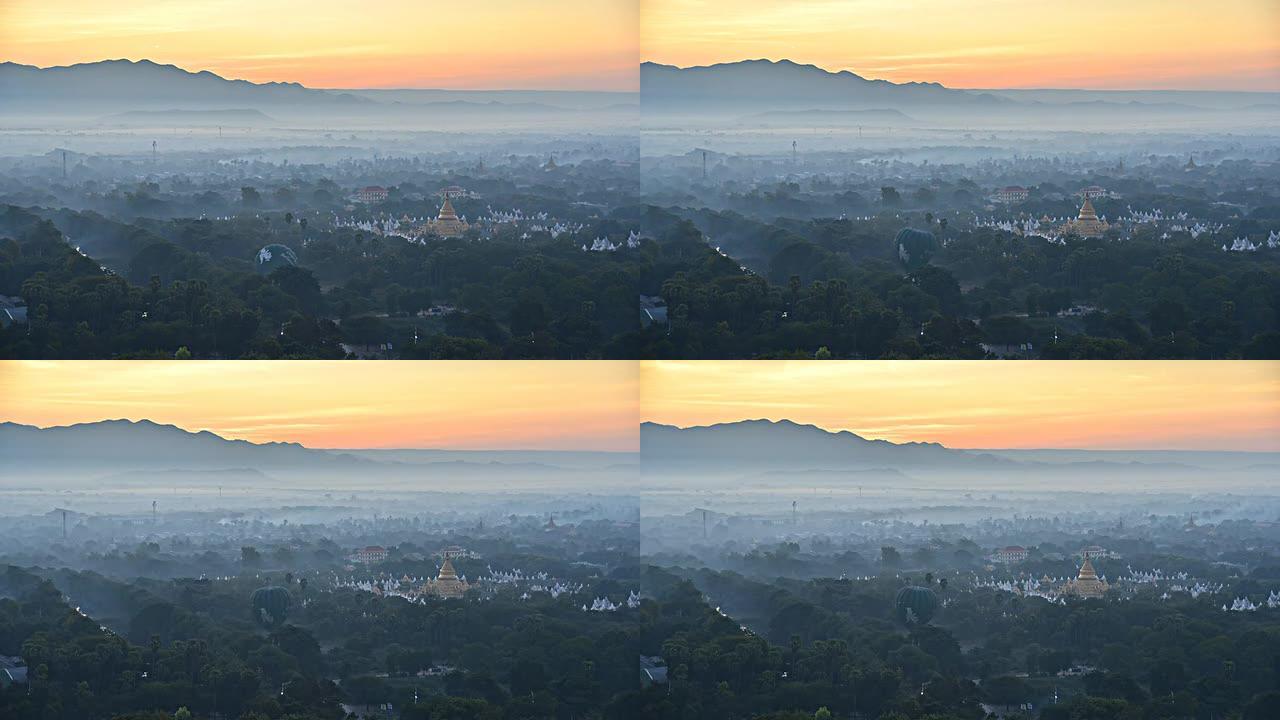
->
left=1078, top=195, right=1098, bottom=221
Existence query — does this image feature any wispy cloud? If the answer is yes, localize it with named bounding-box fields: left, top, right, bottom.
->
left=643, top=0, right=1280, bottom=91
left=642, top=361, right=1280, bottom=451
left=1, top=361, right=640, bottom=452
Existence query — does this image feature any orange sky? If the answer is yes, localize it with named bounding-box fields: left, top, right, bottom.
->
left=0, top=361, right=639, bottom=451
left=0, top=0, right=639, bottom=91
left=5, top=361, right=1276, bottom=453
left=643, top=0, right=1280, bottom=91
left=641, top=361, right=1280, bottom=451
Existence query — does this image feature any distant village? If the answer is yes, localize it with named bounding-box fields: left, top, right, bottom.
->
left=975, top=543, right=1280, bottom=611
left=331, top=179, right=639, bottom=252
left=335, top=543, right=640, bottom=612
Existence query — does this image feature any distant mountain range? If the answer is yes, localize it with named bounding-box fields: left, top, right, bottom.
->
left=641, top=59, right=1006, bottom=111
left=0, top=419, right=351, bottom=469
left=0, top=420, right=632, bottom=485
left=2, top=419, right=1275, bottom=494
left=0, top=59, right=636, bottom=124
left=640, top=59, right=1280, bottom=122
left=0, top=59, right=368, bottom=107
left=640, top=420, right=1280, bottom=480
left=641, top=419, right=1003, bottom=471
left=5, top=58, right=1271, bottom=128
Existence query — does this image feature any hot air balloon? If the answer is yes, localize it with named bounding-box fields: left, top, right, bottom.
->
left=255, top=243, right=298, bottom=275
left=251, top=585, right=293, bottom=628
left=894, top=228, right=938, bottom=270
left=895, top=585, right=939, bottom=625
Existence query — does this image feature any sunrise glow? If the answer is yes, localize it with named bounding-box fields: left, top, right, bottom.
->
left=0, top=361, right=640, bottom=451
left=642, top=0, right=1280, bottom=91
left=641, top=361, right=1280, bottom=451
left=0, top=0, right=639, bottom=90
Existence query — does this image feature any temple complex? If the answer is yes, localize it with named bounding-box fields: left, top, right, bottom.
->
left=1058, top=195, right=1110, bottom=238
left=1060, top=556, right=1109, bottom=598
left=421, top=557, right=471, bottom=598
left=419, top=196, right=470, bottom=237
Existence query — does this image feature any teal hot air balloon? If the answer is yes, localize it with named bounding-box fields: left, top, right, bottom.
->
left=894, top=228, right=938, bottom=270
left=255, top=243, right=298, bottom=275
left=251, top=585, right=293, bottom=628
left=895, top=585, right=939, bottom=625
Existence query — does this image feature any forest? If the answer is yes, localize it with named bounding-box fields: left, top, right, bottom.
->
left=0, top=562, right=641, bottom=720
left=0, top=204, right=645, bottom=359
left=636, top=205, right=1280, bottom=359
left=6, top=554, right=1274, bottom=720
left=628, top=566, right=1280, bottom=720
left=4, top=193, right=1277, bottom=359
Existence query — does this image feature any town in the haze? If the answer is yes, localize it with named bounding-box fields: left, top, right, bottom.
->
left=636, top=58, right=1280, bottom=360
left=8, top=400, right=1279, bottom=720
left=3, top=51, right=1279, bottom=359
left=1, top=0, right=1280, bottom=719
left=633, top=359, right=1280, bottom=720
left=0, top=55, right=645, bottom=360
left=2, top=360, right=1280, bottom=720
left=0, top=360, right=650, bottom=719
left=0, top=485, right=646, bottom=718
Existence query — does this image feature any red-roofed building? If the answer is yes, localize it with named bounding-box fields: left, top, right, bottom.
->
left=994, top=546, right=1028, bottom=564
left=355, top=186, right=389, bottom=204
left=352, top=546, right=388, bottom=564
left=994, top=186, right=1029, bottom=204
left=1081, top=545, right=1112, bottom=560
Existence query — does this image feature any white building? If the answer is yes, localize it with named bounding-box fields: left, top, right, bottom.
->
left=994, top=186, right=1029, bottom=204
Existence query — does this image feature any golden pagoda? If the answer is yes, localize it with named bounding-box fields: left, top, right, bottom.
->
left=420, top=196, right=470, bottom=238
left=421, top=557, right=471, bottom=599
left=1060, top=556, right=1109, bottom=599
left=1058, top=195, right=1109, bottom=238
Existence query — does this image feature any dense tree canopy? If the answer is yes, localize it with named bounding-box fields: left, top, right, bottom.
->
left=636, top=207, right=1280, bottom=359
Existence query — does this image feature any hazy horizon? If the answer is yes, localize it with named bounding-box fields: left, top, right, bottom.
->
left=0, top=0, right=639, bottom=91
left=641, top=57, right=1280, bottom=94
left=641, top=362, right=1280, bottom=452
left=11, top=54, right=1279, bottom=95
left=1, top=3, right=1278, bottom=718
left=3, top=417, right=641, bottom=455
left=642, top=0, right=1280, bottom=92
left=1, top=57, right=641, bottom=95
left=641, top=418, right=1280, bottom=455
left=0, top=361, right=641, bottom=452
